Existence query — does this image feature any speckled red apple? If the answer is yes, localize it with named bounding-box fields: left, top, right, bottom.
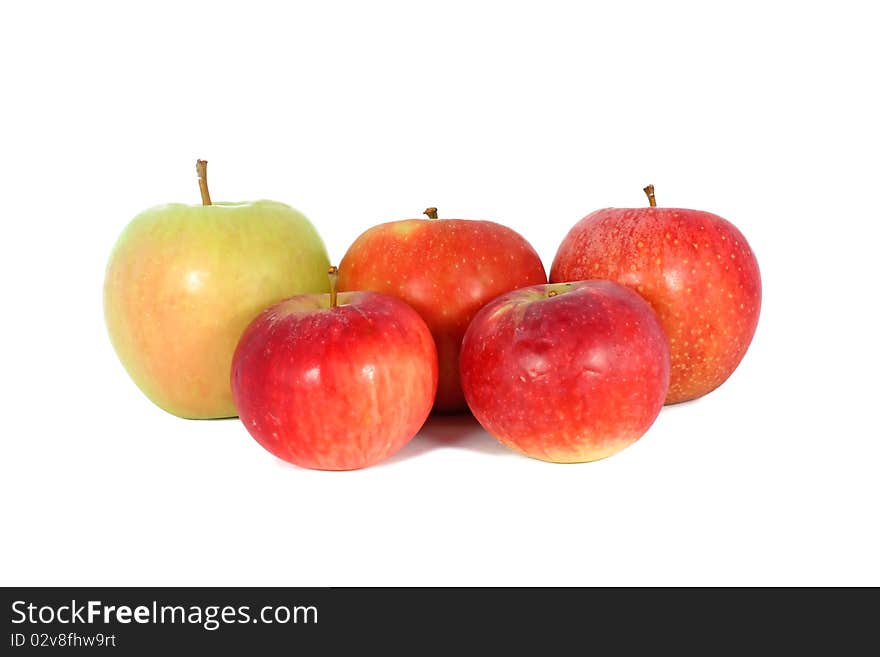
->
left=550, top=186, right=761, bottom=404
left=460, top=280, right=670, bottom=463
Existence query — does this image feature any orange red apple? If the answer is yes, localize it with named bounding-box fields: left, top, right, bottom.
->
left=338, top=208, right=546, bottom=413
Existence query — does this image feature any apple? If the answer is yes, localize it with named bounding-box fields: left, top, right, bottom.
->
left=460, top=280, right=670, bottom=463
left=550, top=185, right=761, bottom=404
left=104, top=160, right=331, bottom=419
left=338, top=207, right=547, bottom=413
left=231, top=267, right=438, bottom=470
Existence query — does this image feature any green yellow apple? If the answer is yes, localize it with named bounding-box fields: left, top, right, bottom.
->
left=104, top=160, right=330, bottom=419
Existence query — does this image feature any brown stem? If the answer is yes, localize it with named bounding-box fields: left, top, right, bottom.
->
left=423, top=207, right=438, bottom=219
left=196, top=160, right=212, bottom=206
left=643, top=184, right=656, bottom=208
left=328, top=266, right=339, bottom=308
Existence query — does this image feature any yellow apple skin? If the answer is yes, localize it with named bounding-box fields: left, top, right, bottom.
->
left=104, top=200, right=330, bottom=419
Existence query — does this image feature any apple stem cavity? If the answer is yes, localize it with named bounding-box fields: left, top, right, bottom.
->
left=196, top=159, right=212, bottom=206
left=328, top=266, right=339, bottom=309
left=423, top=207, right=438, bottom=219
left=643, top=184, right=657, bottom=208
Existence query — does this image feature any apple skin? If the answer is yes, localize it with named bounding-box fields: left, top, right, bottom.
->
left=337, top=216, right=547, bottom=413
left=231, top=291, right=438, bottom=471
left=104, top=200, right=330, bottom=419
left=460, top=280, right=670, bottom=463
left=550, top=207, right=760, bottom=404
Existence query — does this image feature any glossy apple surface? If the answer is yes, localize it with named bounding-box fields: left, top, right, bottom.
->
left=232, top=289, right=438, bottom=470
left=338, top=210, right=546, bottom=413
left=105, top=198, right=330, bottom=419
left=550, top=191, right=760, bottom=403
left=460, top=280, right=670, bottom=463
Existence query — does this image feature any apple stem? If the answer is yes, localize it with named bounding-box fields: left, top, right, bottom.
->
left=423, top=207, right=438, bottom=219
left=196, top=160, right=212, bottom=206
left=328, top=266, right=339, bottom=309
left=643, top=184, right=657, bottom=208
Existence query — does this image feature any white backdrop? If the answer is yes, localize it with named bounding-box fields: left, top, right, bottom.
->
left=2, top=1, right=878, bottom=586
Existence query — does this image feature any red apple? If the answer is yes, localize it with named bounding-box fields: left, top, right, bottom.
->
left=550, top=186, right=761, bottom=404
left=460, top=280, right=670, bottom=463
left=231, top=268, right=438, bottom=471
left=338, top=208, right=547, bottom=413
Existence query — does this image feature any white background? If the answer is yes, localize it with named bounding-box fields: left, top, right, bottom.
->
left=2, top=1, right=878, bottom=586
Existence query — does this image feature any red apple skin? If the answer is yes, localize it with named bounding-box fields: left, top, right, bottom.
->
left=338, top=216, right=547, bottom=413
left=460, top=280, right=670, bottom=463
left=550, top=207, right=761, bottom=404
left=231, top=291, right=438, bottom=471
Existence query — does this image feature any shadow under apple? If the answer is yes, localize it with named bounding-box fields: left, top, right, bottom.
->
left=382, top=413, right=514, bottom=465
